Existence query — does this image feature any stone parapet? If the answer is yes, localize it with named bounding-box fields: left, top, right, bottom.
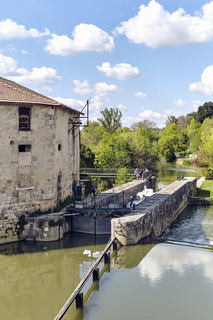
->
left=111, top=177, right=197, bottom=246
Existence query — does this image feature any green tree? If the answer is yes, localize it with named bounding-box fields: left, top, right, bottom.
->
left=186, top=118, right=201, bottom=153
left=81, top=121, right=105, bottom=149
left=130, top=119, right=158, bottom=131
left=97, top=107, right=122, bottom=134
left=114, top=167, right=132, bottom=187
left=80, top=144, right=95, bottom=168
left=130, top=126, right=159, bottom=169
left=158, top=123, right=187, bottom=162
left=197, top=102, right=213, bottom=123
left=197, top=126, right=213, bottom=178
left=94, top=131, right=134, bottom=168
left=165, top=115, right=178, bottom=126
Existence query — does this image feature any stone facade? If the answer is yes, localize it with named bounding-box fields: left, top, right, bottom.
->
left=111, top=177, right=197, bottom=245
left=0, top=77, right=81, bottom=224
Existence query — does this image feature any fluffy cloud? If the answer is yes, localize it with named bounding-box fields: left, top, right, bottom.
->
left=0, top=52, right=60, bottom=85
left=45, top=23, right=115, bottom=56
left=73, top=80, right=93, bottom=95
left=174, top=99, right=187, bottom=106
left=50, top=96, right=85, bottom=111
left=139, top=109, right=162, bottom=119
left=114, top=0, right=213, bottom=48
left=97, top=62, right=140, bottom=80
left=191, top=100, right=204, bottom=110
left=116, top=103, right=128, bottom=112
left=189, top=65, right=213, bottom=95
left=135, top=92, right=147, bottom=98
left=0, top=19, right=50, bottom=40
left=73, top=79, right=120, bottom=96
left=138, top=245, right=213, bottom=283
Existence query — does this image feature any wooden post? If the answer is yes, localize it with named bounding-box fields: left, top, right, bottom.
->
left=112, top=241, right=118, bottom=251
left=93, top=268, right=99, bottom=281
left=104, top=252, right=110, bottom=264
left=76, top=293, right=83, bottom=308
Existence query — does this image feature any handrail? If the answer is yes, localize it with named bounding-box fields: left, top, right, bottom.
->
left=54, top=237, right=120, bottom=320
left=80, top=167, right=135, bottom=174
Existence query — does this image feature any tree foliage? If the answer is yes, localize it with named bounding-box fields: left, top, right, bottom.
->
left=197, top=102, right=213, bottom=123
left=97, top=107, right=122, bottom=134
left=79, top=101, right=213, bottom=182
left=131, top=119, right=158, bottom=131
left=114, top=167, right=132, bottom=187
left=197, top=122, right=213, bottom=178
left=80, top=144, right=95, bottom=168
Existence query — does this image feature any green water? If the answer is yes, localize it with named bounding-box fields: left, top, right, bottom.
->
left=0, top=233, right=109, bottom=320
left=1, top=163, right=212, bottom=320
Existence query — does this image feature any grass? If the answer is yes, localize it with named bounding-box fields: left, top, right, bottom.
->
left=197, top=180, right=213, bottom=197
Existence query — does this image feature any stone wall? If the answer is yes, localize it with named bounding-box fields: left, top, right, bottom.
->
left=0, top=219, right=19, bottom=244
left=81, top=176, right=156, bottom=209
left=0, top=104, right=80, bottom=220
left=111, top=177, right=197, bottom=246
left=0, top=177, right=155, bottom=244
left=24, top=214, right=72, bottom=242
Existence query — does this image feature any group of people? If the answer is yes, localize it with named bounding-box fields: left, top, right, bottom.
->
left=134, top=167, right=149, bottom=180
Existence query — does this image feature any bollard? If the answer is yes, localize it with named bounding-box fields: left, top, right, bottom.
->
left=76, top=292, right=84, bottom=308
left=104, top=252, right=110, bottom=264
left=93, top=268, right=99, bottom=281
left=112, top=241, right=118, bottom=251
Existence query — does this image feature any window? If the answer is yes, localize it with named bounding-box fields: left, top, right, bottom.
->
left=19, top=107, right=31, bottom=131
left=58, top=144, right=62, bottom=151
left=19, top=145, right=31, bottom=152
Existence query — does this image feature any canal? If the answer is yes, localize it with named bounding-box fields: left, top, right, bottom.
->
left=1, top=164, right=213, bottom=320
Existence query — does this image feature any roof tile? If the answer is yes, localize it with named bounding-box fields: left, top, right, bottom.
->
left=0, top=77, right=80, bottom=113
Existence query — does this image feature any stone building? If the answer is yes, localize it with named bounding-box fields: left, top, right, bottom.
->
left=0, top=77, right=82, bottom=220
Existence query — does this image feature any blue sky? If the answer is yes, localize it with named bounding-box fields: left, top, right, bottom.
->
left=1, top=0, right=213, bottom=128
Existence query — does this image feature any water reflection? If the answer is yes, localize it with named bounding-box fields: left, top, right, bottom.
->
left=0, top=233, right=109, bottom=320
left=0, top=232, right=109, bottom=255
left=83, top=243, right=213, bottom=320
left=113, top=243, right=155, bottom=269
left=157, top=162, right=199, bottom=189
left=138, top=243, right=213, bottom=284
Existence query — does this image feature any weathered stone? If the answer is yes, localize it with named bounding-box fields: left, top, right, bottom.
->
left=111, top=177, right=197, bottom=245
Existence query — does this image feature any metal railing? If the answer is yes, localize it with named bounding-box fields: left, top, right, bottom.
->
left=80, top=167, right=135, bottom=175
left=53, top=237, right=120, bottom=320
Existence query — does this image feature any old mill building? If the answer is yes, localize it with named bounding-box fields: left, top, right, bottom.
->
left=0, top=76, right=82, bottom=220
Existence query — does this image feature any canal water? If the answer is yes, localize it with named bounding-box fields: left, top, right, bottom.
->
left=1, top=164, right=213, bottom=320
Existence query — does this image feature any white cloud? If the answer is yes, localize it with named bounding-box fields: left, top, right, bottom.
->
left=90, top=96, right=109, bottom=111
left=45, top=23, right=115, bottom=56
left=114, top=0, right=213, bottom=48
left=9, top=67, right=61, bottom=85
left=73, top=79, right=120, bottom=96
left=0, top=52, right=61, bottom=85
left=139, top=109, right=162, bottom=119
left=174, top=99, right=187, bottom=106
left=135, top=92, right=147, bottom=98
left=50, top=96, right=85, bottom=111
left=189, top=65, right=213, bottom=95
left=21, top=50, right=31, bottom=55
left=73, top=79, right=94, bottom=95
left=0, top=19, right=50, bottom=40
left=97, top=62, right=140, bottom=80
left=0, top=52, right=18, bottom=75
left=138, top=245, right=213, bottom=283
left=94, top=82, right=120, bottom=96
left=116, top=103, right=128, bottom=112
left=191, top=100, right=204, bottom=111
left=165, top=109, right=179, bottom=116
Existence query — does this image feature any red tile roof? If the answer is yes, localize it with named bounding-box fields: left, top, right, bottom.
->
left=0, top=77, right=80, bottom=113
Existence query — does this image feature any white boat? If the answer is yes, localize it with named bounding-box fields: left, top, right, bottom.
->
left=126, top=189, right=153, bottom=208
